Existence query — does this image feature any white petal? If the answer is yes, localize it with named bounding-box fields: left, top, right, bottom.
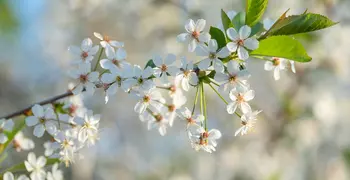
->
left=3, top=119, right=14, bottom=131
left=25, top=116, right=39, bottom=127
left=274, top=67, right=281, bottom=80
left=226, top=42, right=238, bottom=52
left=185, top=19, right=195, bottom=33
left=227, top=102, right=238, bottom=114
left=36, top=156, right=47, bottom=167
left=240, top=102, right=252, bottom=113
left=188, top=39, right=197, bottom=52
left=177, top=33, right=189, bottom=42
left=213, top=59, right=224, bottom=73
left=32, top=104, right=44, bottom=118
left=239, top=25, right=251, bottom=40
left=226, top=28, right=239, bottom=41
left=197, top=58, right=212, bottom=70
left=264, top=61, right=274, bottom=71
left=217, top=47, right=230, bottom=58
left=198, top=33, right=211, bottom=43
left=189, top=73, right=199, bottom=85
left=244, top=90, right=255, bottom=101
left=142, top=66, right=154, bottom=78
left=33, top=124, right=45, bottom=137
left=3, top=172, right=14, bottom=180
left=166, top=66, right=179, bottom=76
left=0, top=134, right=8, bottom=144
left=195, top=19, right=206, bottom=32
left=116, top=48, right=127, bottom=60
left=101, top=73, right=114, bottom=83
left=214, top=73, right=228, bottom=82
left=99, top=59, right=114, bottom=70
left=181, top=77, right=190, bottom=91
left=158, top=125, right=167, bottom=136
left=244, top=38, right=259, bottom=50
left=165, top=54, right=176, bottom=65
left=105, top=45, right=115, bottom=59
left=209, top=129, right=222, bottom=139
left=72, top=84, right=84, bottom=95
left=153, top=55, right=163, bottom=67
left=45, top=122, right=57, bottom=135
left=89, top=45, right=99, bottom=55
left=134, top=102, right=147, bottom=114
left=227, top=60, right=240, bottom=74
left=290, top=61, right=296, bottom=73
left=93, top=32, right=103, bottom=40
left=87, top=72, right=99, bottom=82
left=237, top=46, right=249, bottom=60
left=195, top=45, right=209, bottom=57
left=81, top=38, right=93, bottom=52
left=208, top=39, right=218, bottom=52
left=110, top=41, right=124, bottom=48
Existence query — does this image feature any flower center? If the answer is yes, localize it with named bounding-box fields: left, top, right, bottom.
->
left=143, top=95, right=150, bottom=103
left=169, top=85, right=176, bottom=94
left=237, top=94, right=244, bottom=102
left=186, top=117, right=194, bottom=124
left=79, top=74, right=88, bottom=83
left=272, top=58, right=280, bottom=66
left=116, top=76, right=122, bottom=82
left=68, top=104, right=78, bottom=115
left=81, top=52, right=89, bottom=60
left=39, top=118, right=46, bottom=124
left=155, top=114, right=163, bottom=122
left=237, top=39, right=244, bottom=46
left=103, top=35, right=110, bottom=42
left=241, top=121, right=247, bottom=126
left=229, top=75, right=237, bottom=83
left=168, top=104, right=176, bottom=112
left=183, top=70, right=190, bottom=77
left=161, top=64, right=168, bottom=72
left=209, top=53, right=216, bottom=59
left=191, top=31, right=200, bottom=40
left=112, top=59, right=121, bottom=68
left=199, top=131, right=209, bottom=145
left=138, top=78, right=144, bottom=84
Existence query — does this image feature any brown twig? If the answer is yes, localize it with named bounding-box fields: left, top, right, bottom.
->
left=0, top=91, right=74, bottom=120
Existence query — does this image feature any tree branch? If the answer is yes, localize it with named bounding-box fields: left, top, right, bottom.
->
left=0, top=91, right=73, bottom=120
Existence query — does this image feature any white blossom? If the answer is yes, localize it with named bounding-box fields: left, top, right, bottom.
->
left=178, top=107, right=204, bottom=128
left=25, top=105, right=57, bottom=138
left=227, top=88, right=255, bottom=114
left=235, top=110, right=261, bottom=136
left=264, top=57, right=288, bottom=80
left=0, top=118, right=14, bottom=144
left=226, top=25, right=259, bottom=60
left=177, top=19, right=211, bottom=52
left=13, top=131, right=35, bottom=152
left=134, top=88, right=165, bottom=114
left=214, top=61, right=250, bottom=93
left=68, top=38, right=99, bottom=64
left=68, top=63, right=99, bottom=95
left=153, top=54, right=179, bottom=85
left=24, top=152, right=47, bottom=180
left=75, top=111, right=100, bottom=144
left=196, top=39, right=230, bottom=72
left=3, top=172, right=29, bottom=180
left=100, top=45, right=128, bottom=71
left=122, top=65, right=155, bottom=91
left=175, top=57, right=198, bottom=91
left=94, top=32, right=124, bottom=48
left=46, top=163, right=63, bottom=180
left=188, top=125, right=222, bottom=153
left=147, top=112, right=170, bottom=136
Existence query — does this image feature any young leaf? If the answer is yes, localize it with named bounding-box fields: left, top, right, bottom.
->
left=245, top=0, right=269, bottom=26
left=144, top=59, right=155, bottom=69
left=250, top=36, right=312, bottom=62
left=209, top=26, right=226, bottom=49
left=221, top=9, right=233, bottom=32
left=261, top=13, right=337, bottom=38
left=232, top=12, right=246, bottom=30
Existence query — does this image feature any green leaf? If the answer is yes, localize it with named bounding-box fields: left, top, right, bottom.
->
left=144, top=59, right=155, bottom=69
left=0, top=119, right=26, bottom=154
left=209, top=26, right=226, bottom=49
left=232, top=12, right=246, bottom=30
left=221, top=9, right=233, bottom=32
left=250, top=36, right=312, bottom=62
left=0, top=158, right=60, bottom=175
left=261, top=12, right=337, bottom=38
left=250, top=22, right=264, bottom=37
left=245, top=0, right=269, bottom=26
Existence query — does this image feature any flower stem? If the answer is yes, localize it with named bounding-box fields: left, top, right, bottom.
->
left=201, top=83, right=208, bottom=131
left=208, top=83, right=241, bottom=118
left=191, top=86, right=200, bottom=116
left=199, top=83, right=204, bottom=127
left=93, top=47, right=104, bottom=71
left=156, top=86, right=170, bottom=90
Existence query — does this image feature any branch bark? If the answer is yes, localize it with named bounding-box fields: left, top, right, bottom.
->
left=0, top=91, right=73, bottom=120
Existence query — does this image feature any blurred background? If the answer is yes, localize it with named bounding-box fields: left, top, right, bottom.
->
left=1, top=0, right=350, bottom=179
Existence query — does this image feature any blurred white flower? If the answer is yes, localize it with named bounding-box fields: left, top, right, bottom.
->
left=94, top=32, right=124, bottom=48
left=175, top=57, right=198, bottom=91
left=25, top=105, right=57, bottom=138
left=189, top=125, right=222, bottom=153
left=153, top=54, right=179, bottom=85
left=0, top=118, right=14, bottom=144
left=147, top=112, right=170, bottom=136
left=196, top=39, right=230, bottom=72
left=13, top=131, right=35, bottom=152
left=46, top=163, right=63, bottom=180
left=264, top=57, right=288, bottom=80
left=177, top=19, right=211, bottom=52
left=3, top=172, right=29, bottom=180
left=100, top=45, right=129, bottom=71
left=214, top=61, right=250, bottom=93
left=235, top=110, right=261, bottom=136
left=227, top=88, right=255, bottom=114
left=68, top=38, right=99, bottom=64
left=24, top=152, right=47, bottom=180
left=68, top=63, right=99, bottom=95
left=226, top=25, right=259, bottom=60
left=164, top=93, right=187, bottom=127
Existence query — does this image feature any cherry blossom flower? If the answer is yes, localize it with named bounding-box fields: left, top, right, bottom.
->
left=175, top=57, right=198, bottom=91
left=227, top=88, right=255, bottom=114
left=189, top=125, right=222, bottom=153
left=25, top=105, right=57, bottom=138
left=134, top=88, right=165, bottom=114
left=68, top=38, right=99, bottom=64
left=24, top=152, right=47, bottom=180
left=0, top=118, right=14, bottom=144
left=46, top=163, right=63, bottom=180
left=264, top=57, right=288, bottom=80
left=153, top=54, right=179, bottom=85
left=100, top=45, right=128, bottom=71
left=147, top=112, right=169, bottom=136
left=94, top=32, right=124, bottom=48
left=3, top=172, right=29, bottom=180
left=226, top=25, right=259, bottom=60
left=13, top=131, right=35, bottom=152
left=68, top=63, right=99, bottom=95
left=122, top=65, right=154, bottom=91
left=178, top=107, right=204, bottom=128
left=75, top=111, right=100, bottom=143
left=196, top=39, right=230, bottom=72
left=163, top=93, right=187, bottom=127
left=214, top=61, right=250, bottom=93
left=177, top=19, right=211, bottom=52
left=235, top=110, right=261, bottom=136
left=44, top=141, right=58, bottom=157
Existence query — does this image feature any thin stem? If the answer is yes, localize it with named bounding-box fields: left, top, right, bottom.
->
left=208, top=84, right=241, bottom=118
left=199, top=83, right=204, bottom=127
left=202, top=83, right=208, bottom=131
left=93, top=47, right=104, bottom=71
left=209, top=79, right=220, bottom=87
left=156, top=86, right=170, bottom=90
left=0, top=91, right=74, bottom=120
left=191, top=86, right=200, bottom=116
